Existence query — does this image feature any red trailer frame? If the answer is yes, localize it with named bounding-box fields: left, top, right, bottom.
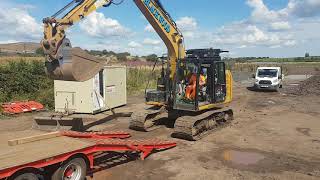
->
left=0, top=131, right=176, bottom=179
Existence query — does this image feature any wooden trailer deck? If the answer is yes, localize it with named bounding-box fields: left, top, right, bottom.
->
left=0, top=130, right=94, bottom=170
left=0, top=130, right=176, bottom=179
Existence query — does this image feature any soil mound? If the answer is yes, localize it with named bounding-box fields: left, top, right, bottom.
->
left=294, top=72, right=320, bottom=96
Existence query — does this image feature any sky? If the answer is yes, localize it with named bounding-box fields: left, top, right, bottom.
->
left=0, top=0, right=319, bottom=57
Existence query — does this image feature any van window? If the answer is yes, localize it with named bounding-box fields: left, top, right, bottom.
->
left=257, top=69, right=278, bottom=78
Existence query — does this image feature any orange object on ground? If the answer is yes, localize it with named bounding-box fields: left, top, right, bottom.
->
left=1, top=101, right=44, bottom=114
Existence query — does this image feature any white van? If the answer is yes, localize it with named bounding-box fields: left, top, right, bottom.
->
left=253, top=67, right=284, bottom=91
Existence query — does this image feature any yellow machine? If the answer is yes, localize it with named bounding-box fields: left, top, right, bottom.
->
left=42, top=0, right=234, bottom=140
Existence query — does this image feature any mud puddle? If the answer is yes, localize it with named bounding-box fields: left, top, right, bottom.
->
left=223, top=150, right=265, bottom=166
left=216, top=148, right=320, bottom=176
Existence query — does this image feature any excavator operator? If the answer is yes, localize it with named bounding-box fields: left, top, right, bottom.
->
left=185, top=69, right=206, bottom=100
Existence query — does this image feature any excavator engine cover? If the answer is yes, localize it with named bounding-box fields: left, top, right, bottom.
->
left=45, top=38, right=103, bottom=82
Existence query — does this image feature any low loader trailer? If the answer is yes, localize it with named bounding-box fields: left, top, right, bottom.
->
left=0, top=130, right=176, bottom=180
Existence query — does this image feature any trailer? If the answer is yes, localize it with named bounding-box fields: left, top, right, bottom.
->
left=0, top=130, right=176, bottom=180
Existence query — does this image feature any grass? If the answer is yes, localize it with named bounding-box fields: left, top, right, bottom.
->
left=0, top=56, right=44, bottom=65
left=127, top=67, right=160, bottom=95
left=227, top=61, right=320, bottom=74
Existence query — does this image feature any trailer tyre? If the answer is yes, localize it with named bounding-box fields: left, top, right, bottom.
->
left=12, top=173, right=39, bottom=180
left=52, top=158, right=87, bottom=180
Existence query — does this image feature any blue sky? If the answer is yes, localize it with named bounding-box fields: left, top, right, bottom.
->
left=0, top=0, right=320, bottom=57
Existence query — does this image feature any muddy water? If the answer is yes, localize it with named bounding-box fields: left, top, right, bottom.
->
left=223, top=150, right=265, bottom=166
left=216, top=148, right=320, bottom=176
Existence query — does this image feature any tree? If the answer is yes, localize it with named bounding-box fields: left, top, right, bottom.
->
left=145, top=54, right=158, bottom=62
left=116, top=52, right=131, bottom=61
left=305, top=52, right=310, bottom=58
left=102, top=49, right=108, bottom=55
left=35, top=47, right=44, bottom=56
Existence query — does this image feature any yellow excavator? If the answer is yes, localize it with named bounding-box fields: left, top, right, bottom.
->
left=41, top=0, right=234, bottom=140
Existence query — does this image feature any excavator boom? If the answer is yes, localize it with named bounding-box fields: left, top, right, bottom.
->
left=134, top=0, right=186, bottom=78
left=42, top=0, right=185, bottom=81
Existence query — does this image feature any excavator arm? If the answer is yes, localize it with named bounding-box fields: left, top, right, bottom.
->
left=133, top=0, right=186, bottom=78
left=42, top=0, right=112, bottom=81
left=42, top=0, right=112, bottom=58
left=42, top=0, right=185, bottom=81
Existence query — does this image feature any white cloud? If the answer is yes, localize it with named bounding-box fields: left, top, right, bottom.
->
left=0, top=40, right=19, bottom=44
left=144, top=24, right=154, bottom=32
left=143, top=38, right=161, bottom=46
left=176, top=17, right=198, bottom=31
left=270, top=21, right=291, bottom=31
left=78, top=41, right=123, bottom=52
left=246, top=0, right=288, bottom=23
left=0, top=5, right=41, bottom=41
left=213, top=24, right=293, bottom=47
left=79, top=12, right=130, bottom=38
left=284, top=40, right=296, bottom=46
left=176, top=17, right=198, bottom=38
left=128, top=41, right=142, bottom=48
left=209, top=0, right=320, bottom=57
left=144, top=16, right=198, bottom=38
left=287, top=0, right=320, bottom=17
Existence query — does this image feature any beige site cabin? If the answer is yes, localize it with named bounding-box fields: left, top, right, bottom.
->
left=54, top=66, right=127, bottom=114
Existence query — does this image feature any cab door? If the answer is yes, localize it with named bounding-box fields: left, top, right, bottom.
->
left=214, top=62, right=227, bottom=103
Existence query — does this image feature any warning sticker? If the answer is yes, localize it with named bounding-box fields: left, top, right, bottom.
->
left=106, top=85, right=116, bottom=93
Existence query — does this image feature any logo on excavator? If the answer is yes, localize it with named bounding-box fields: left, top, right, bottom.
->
left=143, top=0, right=171, bottom=33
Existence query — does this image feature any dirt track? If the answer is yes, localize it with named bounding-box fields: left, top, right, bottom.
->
left=0, top=76, right=319, bottom=180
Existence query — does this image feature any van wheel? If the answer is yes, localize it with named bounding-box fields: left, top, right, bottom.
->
left=51, top=158, right=87, bottom=180
left=11, top=173, right=39, bottom=180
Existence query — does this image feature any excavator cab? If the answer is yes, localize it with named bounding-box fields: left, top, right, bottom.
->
left=173, top=49, right=228, bottom=111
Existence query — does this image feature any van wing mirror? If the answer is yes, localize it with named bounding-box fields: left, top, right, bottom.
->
left=278, top=74, right=284, bottom=79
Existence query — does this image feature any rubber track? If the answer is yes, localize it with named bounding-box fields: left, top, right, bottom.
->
left=173, top=108, right=234, bottom=141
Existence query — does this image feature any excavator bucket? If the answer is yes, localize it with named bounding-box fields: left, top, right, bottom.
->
left=45, top=38, right=104, bottom=82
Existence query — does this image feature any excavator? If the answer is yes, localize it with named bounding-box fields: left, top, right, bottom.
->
left=41, top=0, right=234, bottom=141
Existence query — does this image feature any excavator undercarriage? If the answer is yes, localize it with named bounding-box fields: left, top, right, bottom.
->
left=129, top=107, right=233, bottom=141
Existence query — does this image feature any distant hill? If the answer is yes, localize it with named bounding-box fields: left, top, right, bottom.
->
left=0, top=42, right=40, bottom=54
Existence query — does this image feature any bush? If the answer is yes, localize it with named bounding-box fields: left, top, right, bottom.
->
left=0, top=60, right=54, bottom=109
left=35, top=47, right=45, bottom=56
left=144, top=54, right=158, bottom=62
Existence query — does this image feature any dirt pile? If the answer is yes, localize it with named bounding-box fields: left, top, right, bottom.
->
left=293, top=73, right=320, bottom=96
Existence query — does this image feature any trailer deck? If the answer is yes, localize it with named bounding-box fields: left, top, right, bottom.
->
left=0, top=130, right=176, bottom=179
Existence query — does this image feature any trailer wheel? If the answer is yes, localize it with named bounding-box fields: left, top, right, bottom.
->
left=51, top=158, right=87, bottom=180
left=12, top=173, right=39, bottom=180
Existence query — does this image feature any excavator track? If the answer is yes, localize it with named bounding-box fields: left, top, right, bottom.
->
left=173, top=108, right=234, bottom=141
left=129, top=108, right=168, bottom=132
